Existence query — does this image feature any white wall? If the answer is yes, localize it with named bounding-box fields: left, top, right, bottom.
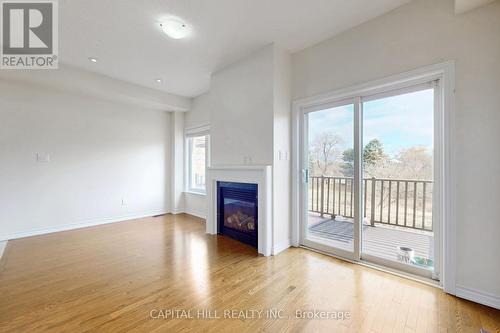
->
left=210, top=45, right=274, bottom=166
left=293, top=0, right=500, bottom=304
left=185, top=93, right=211, bottom=129
left=0, top=64, right=190, bottom=112
left=183, top=193, right=207, bottom=219
left=454, top=0, right=497, bottom=14
left=184, top=93, right=212, bottom=219
left=171, top=112, right=185, bottom=214
left=272, top=47, right=292, bottom=252
left=185, top=44, right=292, bottom=255
left=0, top=79, right=172, bottom=240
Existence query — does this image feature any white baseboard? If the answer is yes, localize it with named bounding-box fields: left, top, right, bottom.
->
left=170, top=209, right=185, bottom=215
left=0, top=211, right=168, bottom=241
left=273, top=239, right=291, bottom=255
left=455, top=285, right=500, bottom=309
left=184, top=210, right=206, bottom=220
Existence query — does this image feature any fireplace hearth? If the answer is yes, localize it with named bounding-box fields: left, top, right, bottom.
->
left=217, top=182, right=258, bottom=248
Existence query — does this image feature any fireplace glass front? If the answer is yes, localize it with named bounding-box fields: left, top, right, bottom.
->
left=217, top=182, right=258, bottom=247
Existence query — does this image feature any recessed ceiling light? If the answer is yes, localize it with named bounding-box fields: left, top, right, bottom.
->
left=155, top=78, right=162, bottom=83
left=160, top=17, right=191, bottom=39
left=88, top=57, right=98, bottom=63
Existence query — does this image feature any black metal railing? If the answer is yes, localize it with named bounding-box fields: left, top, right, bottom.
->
left=309, top=176, right=433, bottom=231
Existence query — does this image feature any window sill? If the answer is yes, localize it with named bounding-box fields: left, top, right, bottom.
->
left=184, top=191, right=207, bottom=197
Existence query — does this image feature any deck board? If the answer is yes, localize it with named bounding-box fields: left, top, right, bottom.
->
left=308, top=214, right=434, bottom=265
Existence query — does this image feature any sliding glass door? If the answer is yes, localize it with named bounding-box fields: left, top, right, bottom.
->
left=361, top=85, right=436, bottom=278
left=300, top=80, right=440, bottom=279
left=301, top=99, right=359, bottom=259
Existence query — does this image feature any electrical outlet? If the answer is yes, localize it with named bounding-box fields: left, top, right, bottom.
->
left=121, top=198, right=126, bottom=206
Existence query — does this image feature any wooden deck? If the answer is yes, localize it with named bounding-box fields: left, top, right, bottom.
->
left=308, top=213, right=434, bottom=265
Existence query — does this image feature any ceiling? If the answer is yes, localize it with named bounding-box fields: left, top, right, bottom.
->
left=60, top=0, right=410, bottom=98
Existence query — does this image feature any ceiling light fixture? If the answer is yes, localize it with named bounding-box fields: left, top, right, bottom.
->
left=155, top=78, right=162, bottom=83
left=88, top=57, right=98, bottom=63
left=160, top=17, right=191, bottom=39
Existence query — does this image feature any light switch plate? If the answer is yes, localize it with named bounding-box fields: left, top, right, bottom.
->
left=36, top=153, right=50, bottom=163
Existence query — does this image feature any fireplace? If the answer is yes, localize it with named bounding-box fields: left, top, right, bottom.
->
left=217, top=181, right=258, bottom=248
left=207, top=166, right=271, bottom=255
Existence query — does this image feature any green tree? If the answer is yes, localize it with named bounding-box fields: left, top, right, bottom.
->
left=340, top=139, right=388, bottom=177
left=363, top=139, right=386, bottom=166
left=341, top=148, right=354, bottom=176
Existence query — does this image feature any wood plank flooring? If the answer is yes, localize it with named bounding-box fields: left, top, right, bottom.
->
left=0, top=214, right=498, bottom=332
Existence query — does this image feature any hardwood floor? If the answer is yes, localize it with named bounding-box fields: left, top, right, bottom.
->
left=0, top=214, right=498, bottom=332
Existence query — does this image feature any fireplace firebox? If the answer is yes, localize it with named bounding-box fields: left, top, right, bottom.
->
left=217, top=182, right=258, bottom=248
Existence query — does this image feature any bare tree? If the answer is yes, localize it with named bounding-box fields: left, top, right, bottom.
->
left=309, top=132, right=343, bottom=176
left=394, top=147, right=433, bottom=180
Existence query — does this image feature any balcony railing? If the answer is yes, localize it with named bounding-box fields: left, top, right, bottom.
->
left=309, top=176, right=433, bottom=231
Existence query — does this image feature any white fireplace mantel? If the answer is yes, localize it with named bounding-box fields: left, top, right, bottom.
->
left=206, top=165, right=272, bottom=256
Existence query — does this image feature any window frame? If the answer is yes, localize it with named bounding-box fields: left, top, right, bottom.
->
left=185, top=125, right=210, bottom=195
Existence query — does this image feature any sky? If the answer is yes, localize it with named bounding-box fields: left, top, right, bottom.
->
left=308, top=88, right=434, bottom=158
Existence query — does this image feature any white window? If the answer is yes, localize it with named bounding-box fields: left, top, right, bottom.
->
left=185, top=126, right=210, bottom=194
